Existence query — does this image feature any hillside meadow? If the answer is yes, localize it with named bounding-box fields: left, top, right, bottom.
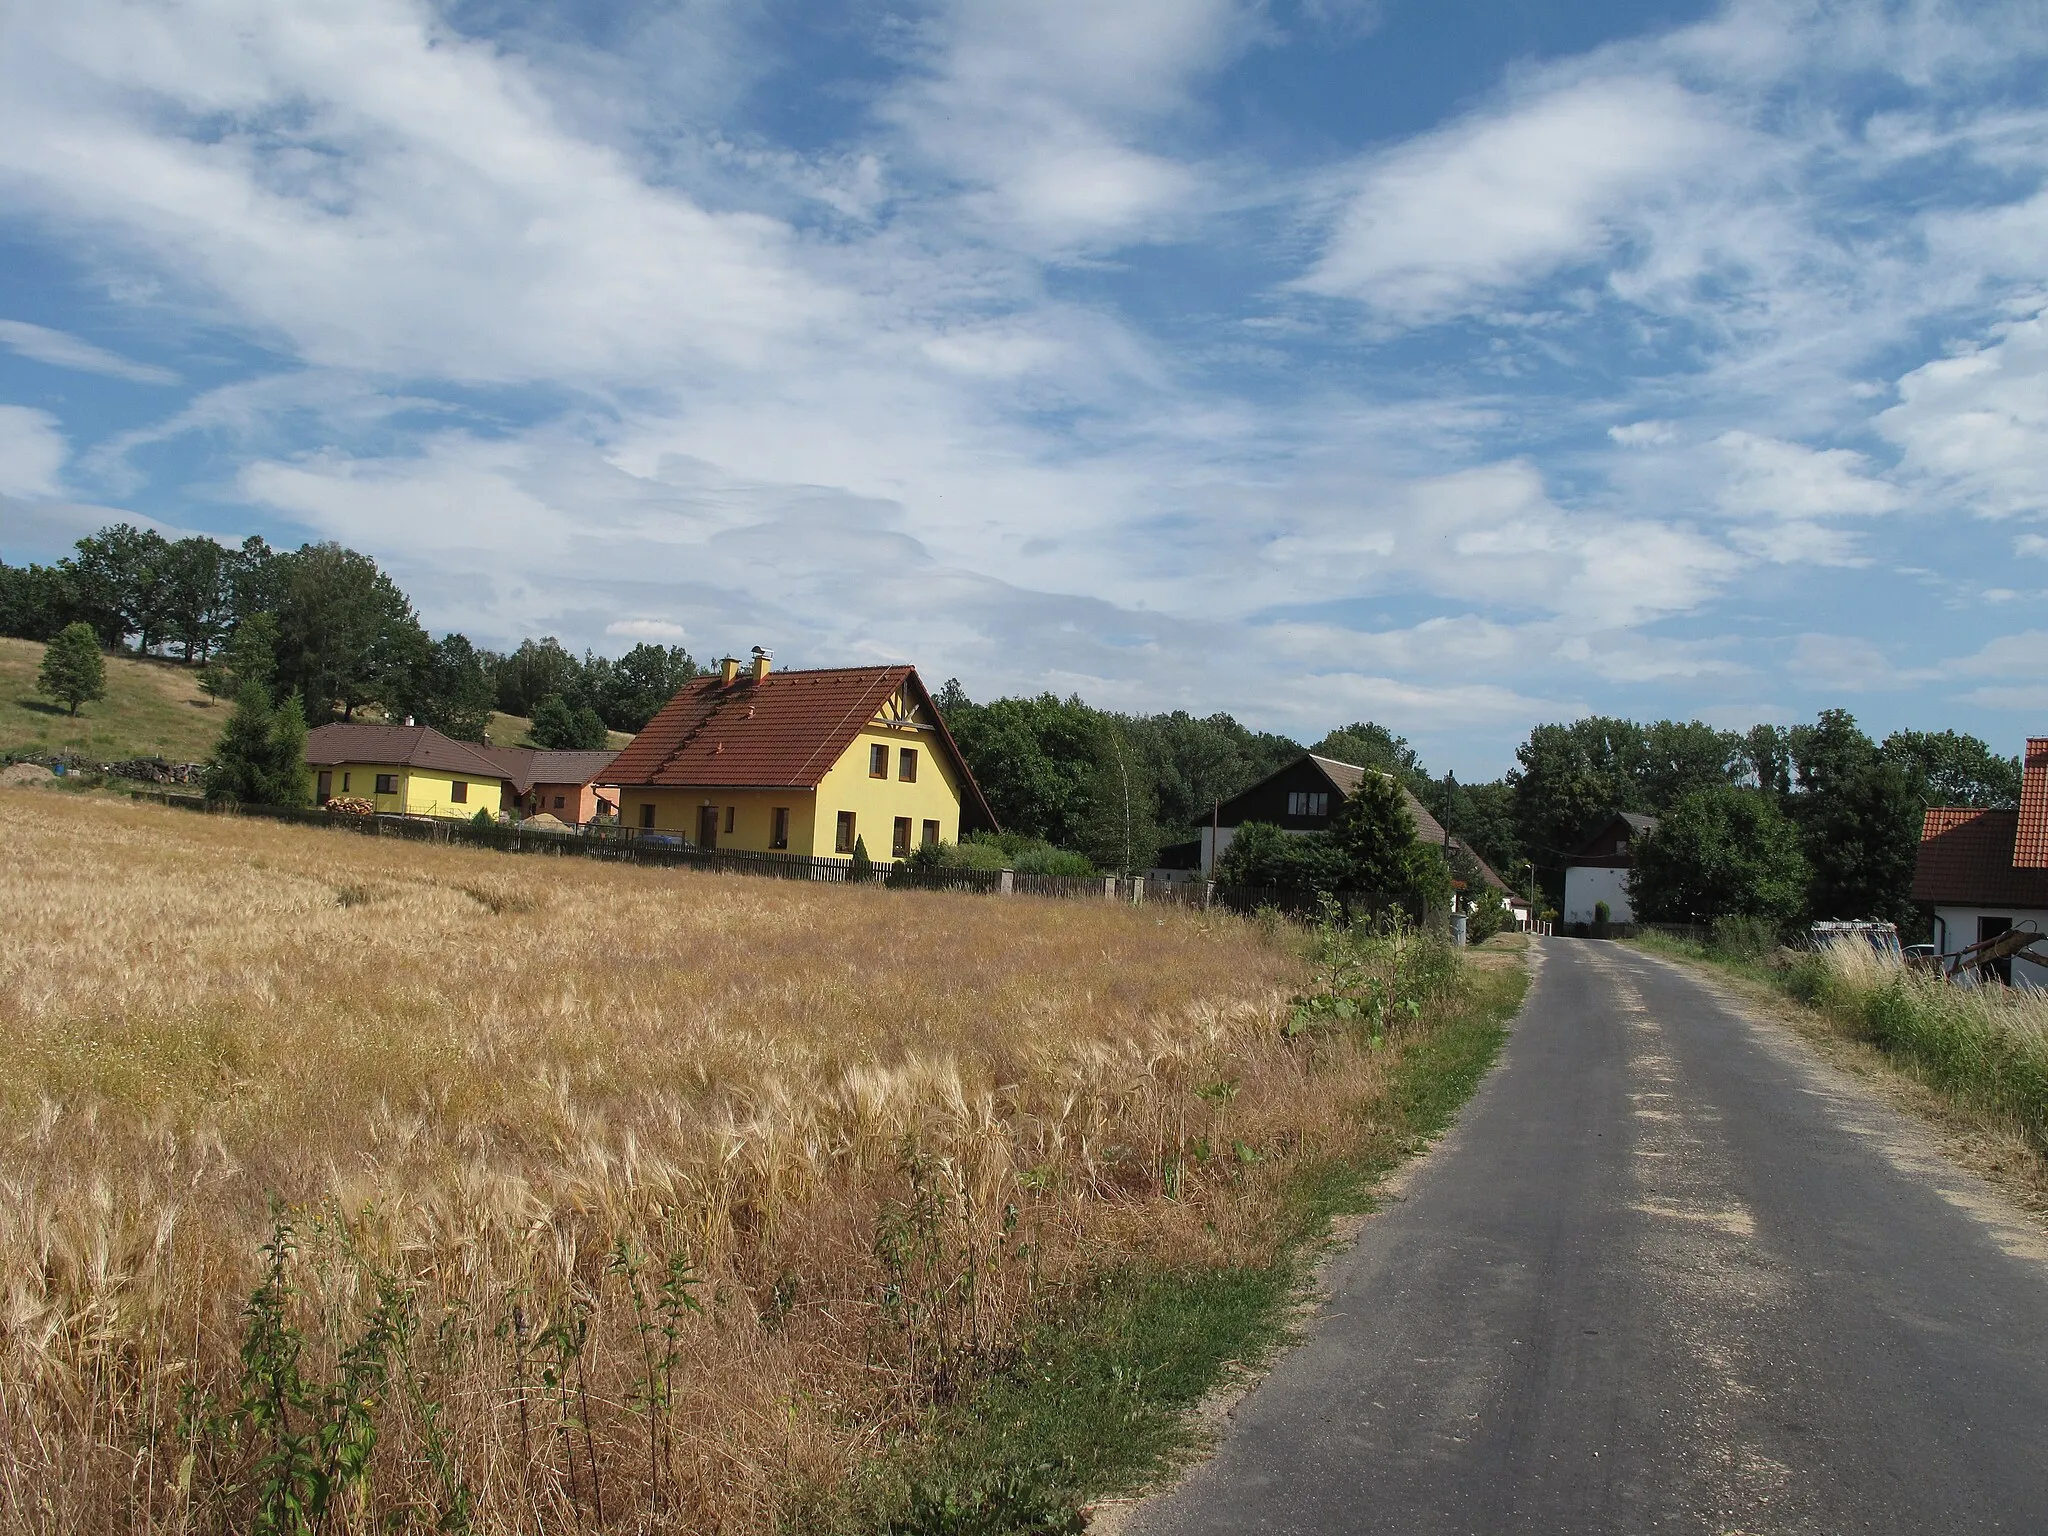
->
left=0, top=788, right=1510, bottom=1533
left=0, top=637, right=226, bottom=763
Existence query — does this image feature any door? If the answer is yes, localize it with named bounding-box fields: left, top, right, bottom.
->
left=698, top=805, right=719, bottom=850
left=1978, top=915, right=2013, bottom=984
left=316, top=771, right=332, bottom=803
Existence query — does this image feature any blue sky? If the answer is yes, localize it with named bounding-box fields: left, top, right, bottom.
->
left=3, top=0, right=2048, bottom=776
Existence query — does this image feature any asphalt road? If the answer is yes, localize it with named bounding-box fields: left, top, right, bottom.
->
left=1124, top=937, right=2048, bottom=1535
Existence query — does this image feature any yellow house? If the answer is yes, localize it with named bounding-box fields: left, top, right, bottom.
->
left=305, top=722, right=513, bottom=819
left=608, top=652, right=997, bottom=860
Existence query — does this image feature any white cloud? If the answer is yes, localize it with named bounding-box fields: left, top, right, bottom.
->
left=0, top=407, right=67, bottom=499
left=1880, top=305, right=2048, bottom=520
left=0, top=1, right=838, bottom=386
left=0, top=320, right=178, bottom=384
left=879, top=0, right=1253, bottom=252
left=1609, top=419, right=1677, bottom=447
left=1299, top=74, right=1734, bottom=322
left=607, top=618, right=690, bottom=643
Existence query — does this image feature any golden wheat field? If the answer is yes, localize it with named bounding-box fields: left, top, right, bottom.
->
left=0, top=788, right=1444, bottom=1533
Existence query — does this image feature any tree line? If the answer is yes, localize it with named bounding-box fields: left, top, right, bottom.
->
left=1, top=524, right=704, bottom=749
left=935, top=686, right=2018, bottom=931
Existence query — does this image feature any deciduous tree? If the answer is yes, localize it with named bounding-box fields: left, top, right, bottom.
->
left=1632, top=786, right=1808, bottom=927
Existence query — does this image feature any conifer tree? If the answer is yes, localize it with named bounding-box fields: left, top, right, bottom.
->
left=36, top=623, right=106, bottom=716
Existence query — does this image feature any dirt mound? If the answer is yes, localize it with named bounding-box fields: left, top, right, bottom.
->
left=1, top=762, right=55, bottom=787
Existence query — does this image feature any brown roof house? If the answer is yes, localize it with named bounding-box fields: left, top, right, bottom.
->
left=306, top=723, right=513, bottom=818
left=478, top=747, right=622, bottom=825
left=1196, top=752, right=1452, bottom=877
left=1912, top=736, right=2048, bottom=986
left=606, top=650, right=996, bottom=862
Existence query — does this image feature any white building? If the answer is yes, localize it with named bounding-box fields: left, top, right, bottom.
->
left=1562, top=812, right=1657, bottom=929
left=1913, top=736, right=2048, bottom=987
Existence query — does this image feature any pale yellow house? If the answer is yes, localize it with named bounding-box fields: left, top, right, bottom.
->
left=305, top=723, right=512, bottom=819
left=609, top=653, right=996, bottom=860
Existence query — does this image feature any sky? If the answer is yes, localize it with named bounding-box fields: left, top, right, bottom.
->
left=3, top=0, right=2048, bottom=777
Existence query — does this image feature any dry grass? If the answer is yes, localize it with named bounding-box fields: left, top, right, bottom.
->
left=0, top=790, right=1466, bottom=1534
left=0, top=638, right=226, bottom=763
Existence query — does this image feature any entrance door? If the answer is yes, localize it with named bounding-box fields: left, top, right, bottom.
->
left=1979, top=915, right=2014, bottom=984
left=316, top=771, right=332, bottom=803
left=698, top=805, right=719, bottom=850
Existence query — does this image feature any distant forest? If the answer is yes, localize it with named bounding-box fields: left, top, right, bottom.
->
left=3, top=522, right=2025, bottom=921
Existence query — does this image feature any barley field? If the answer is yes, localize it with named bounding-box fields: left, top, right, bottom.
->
left=0, top=789, right=1455, bottom=1533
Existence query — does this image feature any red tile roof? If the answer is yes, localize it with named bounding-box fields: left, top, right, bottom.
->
left=305, top=723, right=507, bottom=779
left=607, top=664, right=997, bottom=827
left=1912, top=805, right=2048, bottom=907
left=2014, top=737, right=2048, bottom=868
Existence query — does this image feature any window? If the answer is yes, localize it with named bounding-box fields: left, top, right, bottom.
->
left=899, top=748, right=918, bottom=782
left=554, top=795, right=566, bottom=810
left=451, top=780, right=468, bottom=804
left=375, top=773, right=398, bottom=796
left=893, top=816, right=912, bottom=858
left=869, top=743, right=888, bottom=778
left=771, top=807, right=790, bottom=849
left=1286, top=791, right=1330, bottom=817
left=639, top=803, right=656, bottom=829
left=922, top=819, right=939, bottom=848
left=724, top=805, right=736, bottom=834
left=341, top=772, right=351, bottom=792
left=836, top=810, right=856, bottom=853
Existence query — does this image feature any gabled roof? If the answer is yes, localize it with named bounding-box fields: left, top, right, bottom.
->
left=1914, top=805, right=2048, bottom=907
left=305, top=723, right=507, bottom=779
left=1569, top=810, right=1658, bottom=860
left=607, top=664, right=998, bottom=828
left=1217, top=752, right=1448, bottom=845
left=474, top=747, right=620, bottom=794
left=2013, top=737, right=2048, bottom=868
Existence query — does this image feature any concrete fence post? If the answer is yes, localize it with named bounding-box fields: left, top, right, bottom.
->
left=1103, top=876, right=1117, bottom=900
left=999, top=868, right=1014, bottom=896
left=1202, top=881, right=1215, bottom=910
left=1131, top=878, right=1144, bottom=906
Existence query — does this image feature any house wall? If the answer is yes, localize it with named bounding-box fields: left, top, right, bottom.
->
left=1564, top=864, right=1636, bottom=926
left=319, top=762, right=507, bottom=819
left=523, top=782, right=617, bottom=824
left=811, top=726, right=964, bottom=857
left=619, top=788, right=819, bottom=853
left=1932, top=905, right=2048, bottom=988
left=614, top=726, right=964, bottom=859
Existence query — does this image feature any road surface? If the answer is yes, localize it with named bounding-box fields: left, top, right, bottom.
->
left=1124, top=938, right=2048, bottom=1534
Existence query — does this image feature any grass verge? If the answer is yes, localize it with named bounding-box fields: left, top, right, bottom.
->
left=848, top=945, right=1527, bottom=1535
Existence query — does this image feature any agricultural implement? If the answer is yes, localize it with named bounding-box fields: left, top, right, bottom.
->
left=1917, top=920, right=2048, bottom=983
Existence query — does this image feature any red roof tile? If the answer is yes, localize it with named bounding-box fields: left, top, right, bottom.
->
left=1912, top=806, right=2048, bottom=906
left=608, top=665, right=997, bottom=828
left=2014, top=737, right=2048, bottom=868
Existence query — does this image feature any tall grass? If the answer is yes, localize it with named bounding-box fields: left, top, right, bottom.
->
left=0, top=791, right=1484, bottom=1533
left=1788, top=942, right=2048, bottom=1150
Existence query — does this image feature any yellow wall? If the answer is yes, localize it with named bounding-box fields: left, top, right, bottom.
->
left=318, top=762, right=508, bottom=819
left=811, top=725, right=963, bottom=859
left=619, top=787, right=817, bottom=854
left=615, top=726, right=964, bottom=859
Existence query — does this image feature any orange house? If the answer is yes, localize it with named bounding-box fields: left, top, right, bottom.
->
left=479, top=747, right=621, bottom=824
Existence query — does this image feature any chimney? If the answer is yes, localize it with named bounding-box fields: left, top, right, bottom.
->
left=750, top=645, right=773, bottom=684
left=719, top=656, right=741, bottom=687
